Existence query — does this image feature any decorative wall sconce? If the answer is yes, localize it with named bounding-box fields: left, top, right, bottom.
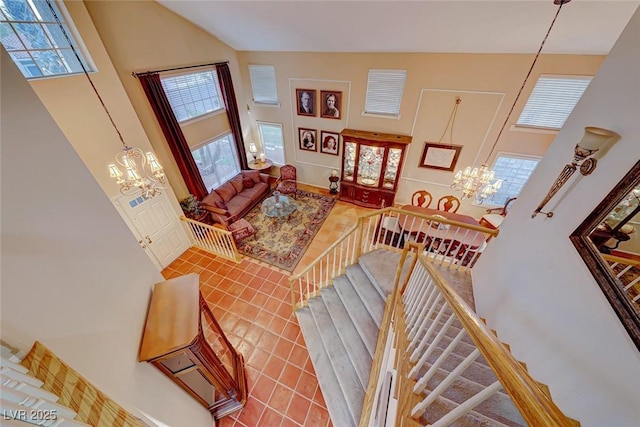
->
left=532, top=126, right=620, bottom=218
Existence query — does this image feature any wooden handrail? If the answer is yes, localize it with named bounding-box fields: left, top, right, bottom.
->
left=421, top=254, right=577, bottom=426
left=602, top=252, right=640, bottom=266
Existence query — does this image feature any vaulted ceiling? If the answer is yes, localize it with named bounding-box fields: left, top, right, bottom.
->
left=157, top=1, right=639, bottom=55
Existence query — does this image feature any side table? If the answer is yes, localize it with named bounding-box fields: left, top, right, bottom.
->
left=248, top=159, right=273, bottom=173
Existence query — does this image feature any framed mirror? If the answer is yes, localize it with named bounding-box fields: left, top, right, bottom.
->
left=570, top=160, right=640, bottom=351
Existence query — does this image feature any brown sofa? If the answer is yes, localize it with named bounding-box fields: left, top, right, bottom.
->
left=200, top=170, right=270, bottom=225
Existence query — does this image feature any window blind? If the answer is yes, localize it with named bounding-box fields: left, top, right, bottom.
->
left=258, top=122, right=285, bottom=166
left=516, top=75, right=592, bottom=130
left=364, top=69, right=407, bottom=116
left=249, top=65, right=278, bottom=104
left=160, top=70, right=223, bottom=122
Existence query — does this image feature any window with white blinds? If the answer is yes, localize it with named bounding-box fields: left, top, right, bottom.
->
left=516, top=75, right=592, bottom=130
left=257, top=121, right=285, bottom=165
left=160, top=69, right=223, bottom=123
left=364, top=69, right=407, bottom=116
left=248, top=64, right=278, bottom=105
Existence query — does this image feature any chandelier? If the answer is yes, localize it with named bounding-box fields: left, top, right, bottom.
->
left=452, top=0, right=571, bottom=203
left=47, top=0, right=166, bottom=199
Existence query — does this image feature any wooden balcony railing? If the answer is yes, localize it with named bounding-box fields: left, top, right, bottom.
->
left=180, top=216, right=241, bottom=263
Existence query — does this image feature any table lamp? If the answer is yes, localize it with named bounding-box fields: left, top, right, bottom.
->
left=249, top=142, right=258, bottom=164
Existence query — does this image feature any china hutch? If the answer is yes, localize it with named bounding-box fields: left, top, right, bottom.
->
left=139, top=273, right=247, bottom=419
left=339, top=129, right=412, bottom=208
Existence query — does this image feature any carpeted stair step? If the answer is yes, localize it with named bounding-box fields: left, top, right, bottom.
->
left=333, top=275, right=380, bottom=357
left=420, top=395, right=515, bottom=427
left=359, top=249, right=409, bottom=297
left=308, top=297, right=365, bottom=424
left=320, top=286, right=373, bottom=389
left=421, top=369, right=526, bottom=426
left=296, top=307, right=357, bottom=427
left=346, top=264, right=385, bottom=326
left=423, top=347, right=498, bottom=388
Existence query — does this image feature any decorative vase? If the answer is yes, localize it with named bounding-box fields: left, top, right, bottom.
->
left=274, top=190, right=281, bottom=203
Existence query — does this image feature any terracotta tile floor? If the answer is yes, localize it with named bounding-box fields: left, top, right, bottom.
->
left=162, top=184, right=371, bottom=426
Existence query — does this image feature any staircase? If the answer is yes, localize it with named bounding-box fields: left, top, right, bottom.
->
left=296, top=249, right=526, bottom=427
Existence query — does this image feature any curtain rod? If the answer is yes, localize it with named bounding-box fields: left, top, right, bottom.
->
left=132, top=61, right=229, bottom=78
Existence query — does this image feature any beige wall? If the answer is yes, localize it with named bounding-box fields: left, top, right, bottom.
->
left=473, top=8, right=640, bottom=425
left=236, top=51, right=603, bottom=216
left=1, top=47, right=212, bottom=427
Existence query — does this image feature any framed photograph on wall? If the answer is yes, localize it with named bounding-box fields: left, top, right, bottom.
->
left=419, top=142, right=462, bottom=171
left=320, top=131, right=340, bottom=156
left=296, top=89, right=316, bottom=116
left=299, top=128, right=317, bottom=151
left=320, top=91, right=342, bottom=119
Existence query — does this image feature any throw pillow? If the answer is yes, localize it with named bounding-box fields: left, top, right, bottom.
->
left=243, top=177, right=255, bottom=188
left=216, top=181, right=237, bottom=202
left=244, top=169, right=261, bottom=184
left=230, top=175, right=245, bottom=193
left=201, top=191, right=227, bottom=210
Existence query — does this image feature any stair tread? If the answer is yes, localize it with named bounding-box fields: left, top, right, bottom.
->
left=346, top=265, right=385, bottom=325
left=333, top=276, right=380, bottom=356
left=320, top=286, right=374, bottom=388
left=308, top=298, right=365, bottom=421
left=359, top=249, right=406, bottom=296
left=296, top=308, right=357, bottom=427
left=421, top=395, right=517, bottom=427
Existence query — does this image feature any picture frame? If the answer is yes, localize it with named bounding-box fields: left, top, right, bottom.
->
left=320, top=131, right=340, bottom=156
left=419, top=142, right=462, bottom=171
left=298, top=128, right=317, bottom=151
left=320, top=90, right=342, bottom=120
left=296, top=89, right=316, bottom=116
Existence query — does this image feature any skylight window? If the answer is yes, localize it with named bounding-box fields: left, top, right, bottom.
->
left=0, top=0, right=92, bottom=78
left=516, top=75, right=592, bottom=130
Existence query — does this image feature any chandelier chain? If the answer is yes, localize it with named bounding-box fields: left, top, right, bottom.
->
left=438, top=97, right=461, bottom=146
left=484, top=1, right=566, bottom=164
left=46, top=0, right=126, bottom=147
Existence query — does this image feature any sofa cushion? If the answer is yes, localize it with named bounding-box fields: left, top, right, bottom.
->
left=230, top=175, right=245, bottom=193
left=243, top=177, right=255, bottom=188
left=216, top=181, right=237, bottom=202
left=244, top=169, right=261, bottom=184
left=241, top=182, right=269, bottom=203
left=201, top=191, right=227, bottom=210
left=225, top=195, right=253, bottom=216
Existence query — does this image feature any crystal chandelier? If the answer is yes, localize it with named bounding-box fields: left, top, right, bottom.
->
left=47, top=0, right=166, bottom=199
left=452, top=0, right=571, bottom=203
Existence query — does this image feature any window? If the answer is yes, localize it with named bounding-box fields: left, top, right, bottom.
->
left=364, top=69, right=407, bottom=117
left=160, top=70, right=223, bottom=123
left=248, top=64, right=278, bottom=105
left=488, top=153, right=541, bottom=206
left=257, top=121, right=285, bottom=166
left=0, top=0, right=92, bottom=78
left=191, top=134, right=240, bottom=191
left=517, top=75, right=592, bottom=130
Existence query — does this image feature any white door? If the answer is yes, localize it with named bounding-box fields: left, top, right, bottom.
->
left=114, top=191, right=190, bottom=269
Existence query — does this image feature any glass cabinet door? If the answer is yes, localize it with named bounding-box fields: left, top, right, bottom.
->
left=383, top=147, right=402, bottom=189
left=357, top=144, right=385, bottom=187
left=343, top=141, right=357, bottom=181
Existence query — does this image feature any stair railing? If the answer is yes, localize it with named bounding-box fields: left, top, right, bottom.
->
left=601, top=252, right=640, bottom=306
left=180, top=216, right=241, bottom=263
left=288, top=207, right=498, bottom=311
left=361, top=242, right=579, bottom=427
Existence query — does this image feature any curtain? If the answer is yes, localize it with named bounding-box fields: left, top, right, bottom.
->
left=216, top=63, right=248, bottom=170
left=138, top=73, right=208, bottom=200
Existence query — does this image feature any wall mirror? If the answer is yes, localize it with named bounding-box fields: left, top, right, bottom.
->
left=570, top=160, right=640, bottom=351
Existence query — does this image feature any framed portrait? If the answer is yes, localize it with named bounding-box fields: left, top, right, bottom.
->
left=320, top=91, right=342, bottom=120
left=320, top=131, right=340, bottom=156
left=419, top=142, right=462, bottom=171
left=296, top=89, right=316, bottom=116
left=298, top=128, right=317, bottom=151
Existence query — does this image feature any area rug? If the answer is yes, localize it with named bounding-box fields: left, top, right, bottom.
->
left=236, top=190, right=336, bottom=271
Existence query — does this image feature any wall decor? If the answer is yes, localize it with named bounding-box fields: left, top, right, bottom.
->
left=299, top=128, right=317, bottom=151
left=320, top=131, right=340, bottom=156
left=320, top=90, right=342, bottom=119
left=296, top=89, right=316, bottom=116
left=419, top=142, right=462, bottom=171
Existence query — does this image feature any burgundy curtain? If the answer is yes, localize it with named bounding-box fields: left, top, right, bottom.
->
left=138, top=73, right=208, bottom=200
left=216, top=63, right=248, bottom=170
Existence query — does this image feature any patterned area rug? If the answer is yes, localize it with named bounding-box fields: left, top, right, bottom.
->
left=236, top=190, right=336, bottom=271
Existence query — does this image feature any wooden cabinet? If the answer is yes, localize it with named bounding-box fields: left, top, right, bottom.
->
left=339, top=129, right=412, bottom=208
left=139, top=273, right=247, bottom=419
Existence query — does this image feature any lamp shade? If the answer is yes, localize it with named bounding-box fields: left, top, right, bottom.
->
left=249, top=142, right=258, bottom=154
left=577, top=126, right=620, bottom=151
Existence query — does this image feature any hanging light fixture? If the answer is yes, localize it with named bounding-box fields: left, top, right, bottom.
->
left=452, top=0, right=571, bottom=203
left=46, top=0, right=166, bottom=199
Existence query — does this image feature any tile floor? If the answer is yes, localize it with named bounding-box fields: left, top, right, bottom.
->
left=162, top=185, right=371, bottom=426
